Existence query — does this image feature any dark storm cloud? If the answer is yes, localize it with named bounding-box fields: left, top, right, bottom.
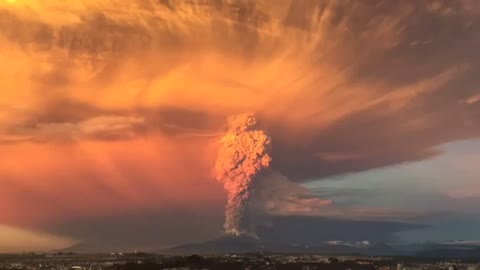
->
left=43, top=211, right=424, bottom=249
left=258, top=216, right=426, bottom=245
left=44, top=207, right=225, bottom=249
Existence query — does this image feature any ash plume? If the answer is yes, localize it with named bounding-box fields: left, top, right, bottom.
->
left=214, top=113, right=272, bottom=237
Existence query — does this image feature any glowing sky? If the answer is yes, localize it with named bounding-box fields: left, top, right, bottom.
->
left=0, top=0, right=480, bottom=252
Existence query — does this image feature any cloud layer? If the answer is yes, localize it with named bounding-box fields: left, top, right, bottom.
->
left=1, top=0, right=479, bottom=248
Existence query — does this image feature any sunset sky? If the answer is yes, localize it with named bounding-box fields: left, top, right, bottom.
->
left=1, top=0, right=480, bottom=252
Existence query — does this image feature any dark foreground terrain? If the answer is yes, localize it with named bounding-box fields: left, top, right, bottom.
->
left=1, top=253, right=480, bottom=270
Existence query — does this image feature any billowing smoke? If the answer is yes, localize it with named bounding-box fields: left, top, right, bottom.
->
left=214, top=113, right=272, bottom=236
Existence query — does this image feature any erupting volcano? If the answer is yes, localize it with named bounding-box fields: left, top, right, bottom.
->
left=214, top=113, right=272, bottom=237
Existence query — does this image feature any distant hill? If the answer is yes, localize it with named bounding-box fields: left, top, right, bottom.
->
left=56, top=238, right=480, bottom=259
left=161, top=235, right=265, bottom=255
left=412, top=242, right=480, bottom=259
left=54, top=242, right=136, bottom=254
left=160, top=235, right=396, bottom=256
left=363, top=242, right=401, bottom=256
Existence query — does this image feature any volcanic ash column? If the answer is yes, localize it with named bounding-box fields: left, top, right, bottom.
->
left=214, top=113, right=272, bottom=237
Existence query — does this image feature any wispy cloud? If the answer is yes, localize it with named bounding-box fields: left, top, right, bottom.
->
left=0, top=0, right=479, bottom=249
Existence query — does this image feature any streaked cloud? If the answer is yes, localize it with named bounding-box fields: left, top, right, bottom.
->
left=0, top=0, right=479, bottom=249
left=30, top=115, right=144, bottom=142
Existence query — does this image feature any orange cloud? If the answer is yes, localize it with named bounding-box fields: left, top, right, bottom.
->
left=0, top=136, right=224, bottom=228
left=0, top=0, right=479, bottom=247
